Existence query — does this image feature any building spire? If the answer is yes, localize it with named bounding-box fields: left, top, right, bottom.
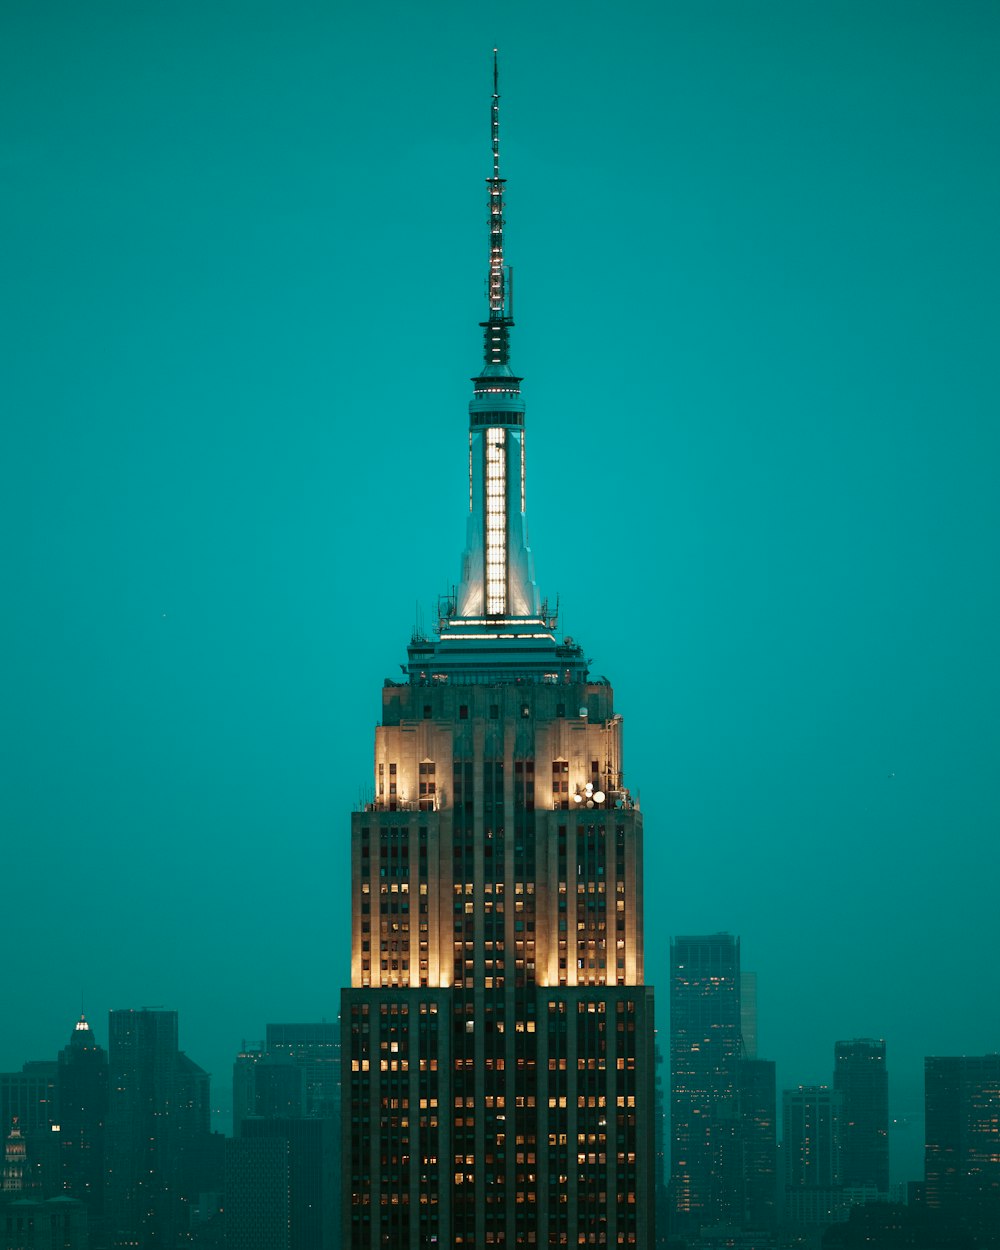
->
left=404, top=50, right=585, bottom=678
left=427, top=50, right=541, bottom=631
left=483, top=48, right=511, bottom=367
left=492, top=48, right=500, bottom=181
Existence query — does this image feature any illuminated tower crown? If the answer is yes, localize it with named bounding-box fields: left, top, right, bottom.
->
left=457, top=49, right=538, bottom=621
left=407, top=52, right=586, bottom=684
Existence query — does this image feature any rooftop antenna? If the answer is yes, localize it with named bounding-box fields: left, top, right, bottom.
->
left=485, top=47, right=511, bottom=358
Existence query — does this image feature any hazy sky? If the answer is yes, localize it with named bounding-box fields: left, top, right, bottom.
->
left=2, top=1, right=998, bottom=1183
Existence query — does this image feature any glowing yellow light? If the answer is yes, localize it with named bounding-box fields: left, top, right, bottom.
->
left=485, top=428, right=506, bottom=614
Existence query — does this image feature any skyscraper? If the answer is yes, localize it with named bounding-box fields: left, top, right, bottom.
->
left=0, top=1064, right=57, bottom=1140
left=669, top=933, right=743, bottom=1228
left=740, top=972, right=758, bottom=1061
left=782, top=1085, right=844, bottom=1227
left=265, top=1022, right=340, bottom=1118
left=834, top=1038, right=888, bottom=1196
left=227, top=1117, right=338, bottom=1250
left=104, top=1008, right=211, bottom=1249
left=57, top=1013, right=108, bottom=1237
left=232, top=1043, right=267, bottom=1138
left=340, top=55, right=655, bottom=1248
left=737, top=1058, right=777, bottom=1230
left=925, top=1054, right=1000, bottom=1242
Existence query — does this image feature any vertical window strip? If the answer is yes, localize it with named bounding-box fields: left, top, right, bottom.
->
left=485, top=427, right=507, bottom=614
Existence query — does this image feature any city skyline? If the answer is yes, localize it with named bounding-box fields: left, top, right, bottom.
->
left=3, top=0, right=999, bottom=1199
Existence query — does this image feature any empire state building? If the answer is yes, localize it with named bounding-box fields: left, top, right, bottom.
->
left=341, top=57, right=656, bottom=1248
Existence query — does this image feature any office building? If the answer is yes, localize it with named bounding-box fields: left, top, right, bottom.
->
left=655, top=1041, right=669, bottom=1248
left=232, top=1043, right=267, bottom=1138
left=264, top=1022, right=339, bottom=1117
left=225, top=1134, right=288, bottom=1250
left=57, top=1013, right=108, bottom=1233
left=740, top=973, right=758, bottom=1062
left=833, top=1038, right=888, bottom=1196
left=253, top=1058, right=306, bottom=1120
left=340, top=55, right=655, bottom=1248
left=0, top=1066, right=57, bottom=1140
left=670, top=934, right=743, bottom=1227
left=925, top=1054, right=1000, bottom=1242
left=226, top=1117, right=338, bottom=1250
left=0, top=1195, right=89, bottom=1249
left=782, top=1085, right=844, bottom=1227
left=737, top=1059, right=777, bottom=1230
left=104, top=1008, right=211, bottom=1248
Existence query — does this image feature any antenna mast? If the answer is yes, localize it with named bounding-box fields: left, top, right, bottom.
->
left=487, top=49, right=509, bottom=338
left=480, top=50, right=514, bottom=373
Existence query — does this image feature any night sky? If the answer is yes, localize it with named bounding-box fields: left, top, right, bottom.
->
left=3, top=1, right=998, bottom=1184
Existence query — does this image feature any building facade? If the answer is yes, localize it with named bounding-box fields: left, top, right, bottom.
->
left=669, top=933, right=743, bottom=1228
left=56, top=1014, right=108, bottom=1239
left=924, top=1054, right=1000, bottom=1243
left=265, top=1022, right=340, bottom=1118
left=340, top=57, right=655, bottom=1249
left=104, top=1008, right=211, bottom=1249
left=740, top=973, right=758, bottom=1062
left=833, top=1038, right=888, bottom=1196
left=0, top=1067, right=57, bottom=1143
left=0, top=1196, right=89, bottom=1250
left=227, top=1117, right=338, bottom=1250
left=782, top=1084, right=844, bottom=1227
left=737, top=1058, right=777, bottom=1230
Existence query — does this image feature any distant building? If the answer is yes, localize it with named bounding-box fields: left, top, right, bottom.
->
left=821, top=1199, right=979, bottom=1250
left=264, top=1023, right=339, bottom=1117
left=104, top=1008, right=211, bottom=1248
left=176, top=1049, right=215, bottom=1223
left=225, top=1134, right=288, bottom=1250
left=21, top=1125, right=60, bottom=1200
left=0, top=1195, right=88, bottom=1249
left=0, top=1065, right=57, bottom=1140
left=655, top=1039, right=669, bottom=1247
left=226, top=1117, right=338, bottom=1250
left=741, top=972, right=758, bottom=1061
left=834, top=1038, right=888, bottom=1196
left=782, top=1085, right=845, bottom=1227
left=671, top=934, right=743, bottom=1228
left=253, top=1057, right=306, bottom=1121
left=56, top=1013, right=108, bottom=1235
left=232, top=1043, right=266, bottom=1137
left=925, top=1054, right=1000, bottom=1242
left=738, top=1059, right=777, bottom=1229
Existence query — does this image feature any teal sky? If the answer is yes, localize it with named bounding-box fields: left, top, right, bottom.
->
left=2, top=2, right=997, bottom=1180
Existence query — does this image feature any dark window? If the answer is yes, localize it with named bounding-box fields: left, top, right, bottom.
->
left=459, top=705, right=469, bottom=720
